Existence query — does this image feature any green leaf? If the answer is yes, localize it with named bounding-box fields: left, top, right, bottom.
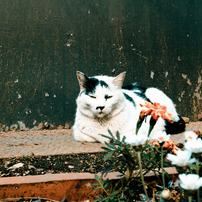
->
left=95, top=174, right=101, bottom=182
left=108, top=130, right=114, bottom=138
left=100, top=134, right=112, bottom=139
left=92, top=183, right=100, bottom=186
left=101, top=146, right=112, bottom=152
left=104, top=181, right=110, bottom=188
left=110, top=190, right=119, bottom=197
left=93, top=186, right=101, bottom=190
left=103, top=151, right=114, bottom=161
left=116, top=131, right=120, bottom=141
left=105, top=142, right=116, bottom=150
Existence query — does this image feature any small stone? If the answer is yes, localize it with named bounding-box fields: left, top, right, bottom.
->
left=68, top=165, right=74, bottom=169
left=37, top=123, right=44, bottom=130
left=182, top=117, right=190, bottom=123
left=198, top=113, right=202, bottom=121
left=28, top=165, right=36, bottom=170
left=8, top=163, right=24, bottom=170
left=57, top=125, right=64, bottom=129
left=4, top=161, right=11, bottom=168
left=10, top=124, right=18, bottom=131
left=65, top=123, right=70, bottom=129
left=17, top=121, right=29, bottom=131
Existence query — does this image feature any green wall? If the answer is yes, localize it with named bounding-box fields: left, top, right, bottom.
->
left=0, top=0, right=201, bottom=130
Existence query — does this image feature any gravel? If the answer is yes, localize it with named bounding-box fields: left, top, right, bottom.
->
left=0, top=152, right=120, bottom=177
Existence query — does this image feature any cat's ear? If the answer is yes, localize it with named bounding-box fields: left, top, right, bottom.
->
left=112, top=72, right=126, bottom=89
left=76, top=71, right=88, bottom=91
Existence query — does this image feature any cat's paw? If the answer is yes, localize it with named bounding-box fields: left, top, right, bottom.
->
left=73, top=129, right=97, bottom=142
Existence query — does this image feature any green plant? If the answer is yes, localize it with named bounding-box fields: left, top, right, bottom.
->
left=93, top=102, right=202, bottom=201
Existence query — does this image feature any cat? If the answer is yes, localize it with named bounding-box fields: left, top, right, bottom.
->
left=73, top=71, right=185, bottom=143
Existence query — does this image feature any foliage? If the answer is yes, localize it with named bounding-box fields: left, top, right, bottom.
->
left=93, top=102, right=202, bottom=201
left=93, top=130, right=171, bottom=201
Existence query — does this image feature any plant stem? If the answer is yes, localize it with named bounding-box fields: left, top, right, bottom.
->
left=188, top=195, right=192, bottom=202
left=137, top=151, right=149, bottom=200
left=161, top=145, right=165, bottom=189
left=196, top=158, right=200, bottom=202
left=180, top=188, right=183, bottom=202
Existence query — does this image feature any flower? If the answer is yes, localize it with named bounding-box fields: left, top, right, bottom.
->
left=125, top=133, right=148, bottom=146
left=179, top=174, right=202, bottom=190
left=149, top=131, right=170, bottom=143
left=184, top=138, right=202, bottom=153
left=161, top=189, right=171, bottom=200
left=163, top=139, right=178, bottom=154
left=193, top=130, right=200, bottom=135
left=184, top=131, right=198, bottom=141
left=166, top=150, right=196, bottom=166
left=140, top=101, right=173, bottom=123
left=152, top=139, right=178, bottom=154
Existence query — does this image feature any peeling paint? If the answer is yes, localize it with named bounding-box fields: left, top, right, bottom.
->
left=182, top=74, right=192, bottom=85
left=178, top=91, right=185, bottom=102
left=45, top=93, right=49, bottom=97
left=17, top=93, right=22, bottom=99
left=192, top=74, right=201, bottom=113
left=150, top=71, right=154, bottom=79
left=182, top=74, right=187, bottom=79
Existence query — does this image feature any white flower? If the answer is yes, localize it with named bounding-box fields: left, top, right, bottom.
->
left=125, top=132, right=148, bottom=146
left=184, top=131, right=198, bottom=141
left=184, top=138, right=202, bottom=153
left=149, top=131, right=170, bottom=143
left=166, top=150, right=196, bottom=166
left=179, top=174, right=202, bottom=190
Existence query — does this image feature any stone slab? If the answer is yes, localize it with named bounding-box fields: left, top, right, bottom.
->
left=0, top=122, right=201, bottom=158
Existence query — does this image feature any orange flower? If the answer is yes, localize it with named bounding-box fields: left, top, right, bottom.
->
left=152, top=140, right=160, bottom=147
left=193, top=130, right=200, bottom=135
left=163, top=139, right=178, bottom=155
left=140, top=101, right=173, bottom=123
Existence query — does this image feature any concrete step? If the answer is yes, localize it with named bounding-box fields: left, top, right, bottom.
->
left=0, top=122, right=201, bottom=158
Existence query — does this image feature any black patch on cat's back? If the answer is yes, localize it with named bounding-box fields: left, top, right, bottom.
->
left=123, top=93, right=136, bottom=107
left=165, top=116, right=185, bottom=134
left=84, top=77, right=108, bottom=94
left=123, top=83, right=151, bottom=102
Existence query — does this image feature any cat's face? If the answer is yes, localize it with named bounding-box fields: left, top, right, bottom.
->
left=76, top=71, right=126, bottom=119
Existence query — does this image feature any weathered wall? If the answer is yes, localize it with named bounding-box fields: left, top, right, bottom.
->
left=0, top=0, right=201, bottom=130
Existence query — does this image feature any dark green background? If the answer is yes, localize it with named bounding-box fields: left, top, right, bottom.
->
left=0, top=0, right=201, bottom=129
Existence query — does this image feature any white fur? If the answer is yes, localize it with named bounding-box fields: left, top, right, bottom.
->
left=73, top=72, right=180, bottom=143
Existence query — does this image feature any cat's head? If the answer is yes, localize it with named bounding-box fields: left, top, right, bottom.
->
left=76, top=71, right=126, bottom=119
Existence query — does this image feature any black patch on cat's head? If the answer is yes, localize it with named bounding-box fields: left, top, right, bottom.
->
left=83, top=77, right=109, bottom=94
left=100, top=80, right=109, bottom=88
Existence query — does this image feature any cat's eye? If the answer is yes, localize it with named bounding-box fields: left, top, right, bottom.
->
left=89, top=95, right=96, bottom=99
left=105, top=95, right=113, bottom=100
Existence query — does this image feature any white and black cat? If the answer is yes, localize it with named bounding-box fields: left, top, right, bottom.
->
left=73, top=71, right=185, bottom=143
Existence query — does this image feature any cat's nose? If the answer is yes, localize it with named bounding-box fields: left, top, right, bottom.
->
left=96, top=106, right=105, bottom=111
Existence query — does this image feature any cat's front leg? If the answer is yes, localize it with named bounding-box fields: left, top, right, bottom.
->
left=73, top=126, right=97, bottom=142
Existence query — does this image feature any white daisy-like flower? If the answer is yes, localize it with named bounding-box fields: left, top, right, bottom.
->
left=149, top=131, right=170, bottom=143
left=179, top=174, right=202, bottom=190
left=184, top=138, right=202, bottom=153
left=125, top=132, right=148, bottom=146
left=166, top=150, right=196, bottom=167
left=184, top=131, right=198, bottom=141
